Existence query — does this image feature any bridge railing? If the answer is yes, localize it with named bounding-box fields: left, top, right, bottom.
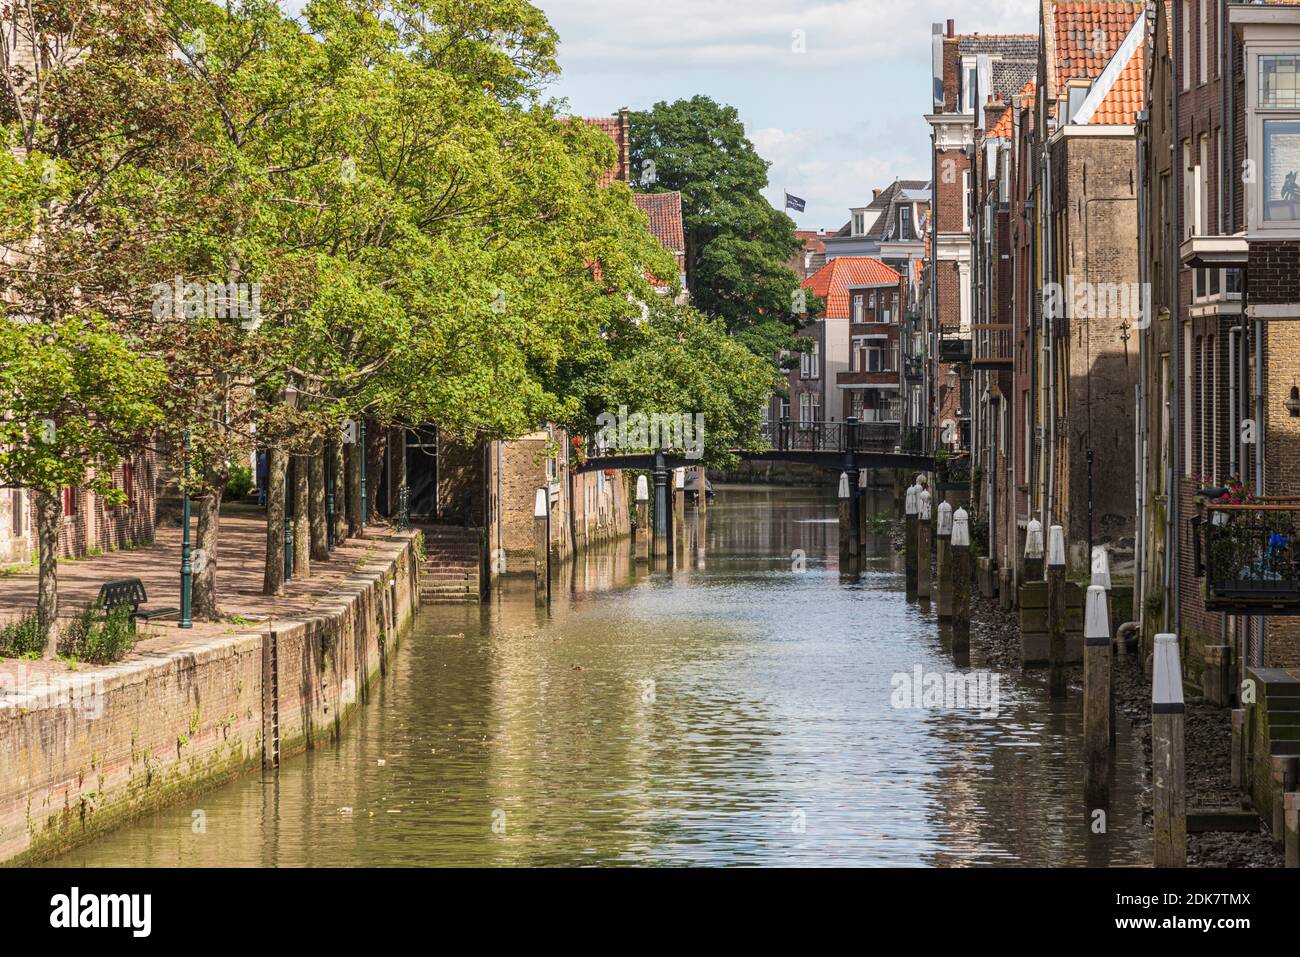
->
left=760, top=419, right=900, bottom=454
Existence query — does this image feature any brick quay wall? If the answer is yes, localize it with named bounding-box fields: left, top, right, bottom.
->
left=0, top=531, right=421, bottom=865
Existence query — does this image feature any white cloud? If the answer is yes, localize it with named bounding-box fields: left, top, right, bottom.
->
left=542, top=0, right=1039, bottom=70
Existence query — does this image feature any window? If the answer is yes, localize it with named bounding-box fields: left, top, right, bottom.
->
left=1184, top=323, right=1194, bottom=478
left=61, top=487, right=77, bottom=518
left=853, top=211, right=866, bottom=236
left=898, top=206, right=914, bottom=241
left=122, top=462, right=135, bottom=509
left=1182, top=1, right=1192, bottom=91
left=798, top=392, right=817, bottom=426
left=852, top=294, right=865, bottom=323
left=804, top=251, right=813, bottom=271
left=779, top=397, right=790, bottom=421
left=1262, top=55, right=1300, bottom=108
left=1160, top=353, right=1171, bottom=493
left=1199, top=0, right=1208, bottom=85
left=11, top=490, right=22, bottom=537
left=810, top=341, right=819, bottom=378
left=962, top=170, right=972, bottom=231
left=1199, top=134, right=1210, bottom=235
left=1253, top=54, right=1300, bottom=227
left=1198, top=335, right=1207, bottom=481
left=1182, top=140, right=1194, bottom=239
left=1211, top=334, right=1219, bottom=484
left=1262, top=119, right=1300, bottom=222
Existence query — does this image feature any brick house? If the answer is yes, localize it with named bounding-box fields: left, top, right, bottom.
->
left=789, top=257, right=905, bottom=431
left=927, top=23, right=1039, bottom=457
left=430, top=110, right=688, bottom=579
left=789, top=229, right=828, bottom=280
left=1136, top=0, right=1300, bottom=682
left=1030, top=0, right=1145, bottom=574
left=1, top=14, right=158, bottom=570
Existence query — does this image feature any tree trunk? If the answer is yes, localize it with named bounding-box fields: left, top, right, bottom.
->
left=35, top=489, right=60, bottom=657
left=332, top=440, right=347, bottom=545
left=347, top=441, right=363, bottom=537
left=293, top=453, right=310, bottom=578
left=309, top=448, right=328, bottom=561
left=263, top=448, right=287, bottom=596
left=192, top=472, right=225, bottom=621
left=393, top=428, right=408, bottom=526
left=366, top=422, right=388, bottom=524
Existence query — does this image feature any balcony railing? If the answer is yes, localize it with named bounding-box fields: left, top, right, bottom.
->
left=761, top=419, right=901, bottom=454
left=1203, top=504, right=1300, bottom=613
left=938, top=325, right=971, bottom=365
left=935, top=451, right=972, bottom=489
left=972, top=322, right=1012, bottom=368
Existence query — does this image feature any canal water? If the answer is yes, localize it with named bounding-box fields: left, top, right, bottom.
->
left=58, top=486, right=1151, bottom=867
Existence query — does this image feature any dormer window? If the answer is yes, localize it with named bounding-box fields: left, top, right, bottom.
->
left=853, top=211, right=867, bottom=236
left=898, top=206, right=915, bottom=241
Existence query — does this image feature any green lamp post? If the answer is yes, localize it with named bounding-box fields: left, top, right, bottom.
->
left=179, top=430, right=193, bottom=629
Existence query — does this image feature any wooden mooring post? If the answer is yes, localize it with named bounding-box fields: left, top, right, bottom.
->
left=1047, top=524, right=1067, bottom=699
left=858, top=467, right=870, bottom=543
left=1083, top=583, right=1111, bottom=805
left=904, top=478, right=920, bottom=600
left=950, top=507, right=971, bottom=657
left=936, top=500, right=952, bottom=621
left=838, top=472, right=851, bottom=566
left=1270, top=756, right=1299, bottom=852
left=533, top=487, right=550, bottom=606
left=634, top=475, right=649, bottom=564
left=673, top=468, right=686, bottom=562
left=1285, top=791, right=1299, bottom=869
left=917, top=487, right=932, bottom=605
left=652, top=453, right=669, bottom=564
left=1152, top=633, right=1186, bottom=867
left=1023, top=518, right=1044, bottom=583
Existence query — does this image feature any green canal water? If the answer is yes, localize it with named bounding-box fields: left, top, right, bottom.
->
left=57, top=485, right=1151, bottom=867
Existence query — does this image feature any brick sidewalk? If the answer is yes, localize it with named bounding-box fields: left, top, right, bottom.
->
left=0, top=503, right=388, bottom=681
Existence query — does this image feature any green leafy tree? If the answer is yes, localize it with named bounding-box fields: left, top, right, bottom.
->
left=629, top=96, right=804, bottom=358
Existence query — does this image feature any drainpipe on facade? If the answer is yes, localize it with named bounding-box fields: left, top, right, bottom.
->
left=1136, top=120, right=1148, bottom=630
left=1170, top=0, right=1182, bottom=638
left=1042, top=144, right=1056, bottom=529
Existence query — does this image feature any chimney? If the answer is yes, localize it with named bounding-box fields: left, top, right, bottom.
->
left=618, top=107, right=631, bottom=185
left=984, top=95, right=1009, bottom=137
left=947, top=19, right=955, bottom=38
left=873, top=188, right=883, bottom=201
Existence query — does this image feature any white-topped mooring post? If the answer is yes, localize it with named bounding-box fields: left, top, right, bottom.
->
left=1024, top=518, right=1044, bottom=582
left=936, top=500, right=953, bottom=621
left=533, top=487, right=550, bottom=606
left=857, top=465, right=870, bottom=544
left=904, top=480, right=920, bottom=600
left=1091, top=545, right=1117, bottom=744
left=673, top=467, right=686, bottom=559
left=917, top=488, right=932, bottom=602
left=1047, top=524, right=1067, bottom=699
left=1152, top=634, right=1186, bottom=867
left=1084, top=584, right=1112, bottom=804
left=634, top=475, right=649, bottom=564
left=951, top=507, right=971, bottom=657
left=838, top=472, right=852, bottom=567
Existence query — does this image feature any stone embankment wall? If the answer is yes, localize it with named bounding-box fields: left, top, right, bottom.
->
left=0, top=533, right=420, bottom=865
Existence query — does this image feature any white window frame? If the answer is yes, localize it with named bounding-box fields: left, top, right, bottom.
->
left=1247, top=42, right=1300, bottom=236
left=1199, top=0, right=1208, bottom=85
left=1183, top=0, right=1192, bottom=91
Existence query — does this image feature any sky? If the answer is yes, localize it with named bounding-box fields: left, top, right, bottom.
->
left=533, top=0, right=1040, bottom=231
left=279, top=1, right=1040, bottom=231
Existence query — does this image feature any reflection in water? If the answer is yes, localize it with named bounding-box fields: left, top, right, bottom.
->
left=58, top=485, right=1149, bottom=867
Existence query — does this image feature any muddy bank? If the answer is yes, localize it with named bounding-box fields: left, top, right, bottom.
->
left=964, top=588, right=1282, bottom=868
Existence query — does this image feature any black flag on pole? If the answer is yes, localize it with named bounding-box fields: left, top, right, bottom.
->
left=784, top=191, right=806, bottom=213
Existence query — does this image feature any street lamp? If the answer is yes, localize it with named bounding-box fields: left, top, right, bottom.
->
left=283, top=382, right=299, bottom=581
left=179, top=430, right=193, bottom=629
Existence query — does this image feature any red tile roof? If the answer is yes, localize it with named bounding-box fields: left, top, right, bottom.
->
left=632, top=191, right=685, bottom=289
left=1047, top=1, right=1145, bottom=93
left=796, top=230, right=827, bottom=254
left=988, top=101, right=1014, bottom=139
left=1089, top=39, right=1144, bottom=125
left=634, top=192, right=685, bottom=255
left=585, top=115, right=628, bottom=187
left=802, top=257, right=900, bottom=320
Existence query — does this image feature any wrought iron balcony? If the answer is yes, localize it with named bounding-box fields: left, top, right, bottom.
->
left=760, top=419, right=900, bottom=454
left=1202, top=503, right=1300, bottom=613
left=938, top=325, right=971, bottom=365
left=972, top=322, right=1013, bottom=369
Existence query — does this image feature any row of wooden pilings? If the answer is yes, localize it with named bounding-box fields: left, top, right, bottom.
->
left=837, top=472, right=1200, bottom=868
left=531, top=455, right=704, bottom=607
